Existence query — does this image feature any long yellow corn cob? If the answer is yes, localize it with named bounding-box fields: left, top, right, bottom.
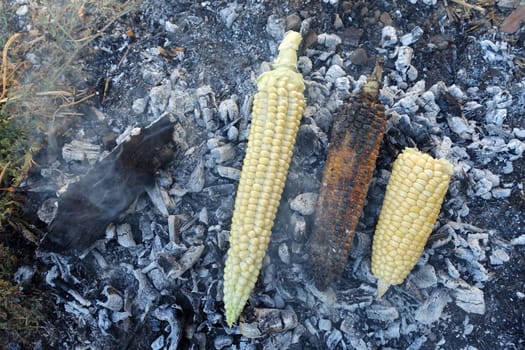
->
left=371, top=147, right=454, bottom=298
left=223, top=31, right=305, bottom=326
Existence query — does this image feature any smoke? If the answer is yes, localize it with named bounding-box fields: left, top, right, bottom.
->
left=41, top=116, right=179, bottom=253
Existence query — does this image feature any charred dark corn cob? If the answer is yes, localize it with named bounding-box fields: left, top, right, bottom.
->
left=223, top=31, right=305, bottom=326
left=372, top=147, right=453, bottom=298
left=310, top=60, right=385, bottom=289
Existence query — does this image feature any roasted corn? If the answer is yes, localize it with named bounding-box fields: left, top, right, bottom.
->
left=310, top=59, right=385, bottom=289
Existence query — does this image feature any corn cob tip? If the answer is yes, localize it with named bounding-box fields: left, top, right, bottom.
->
left=278, top=31, right=302, bottom=50
left=376, top=279, right=390, bottom=299
left=362, top=57, right=384, bottom=97
left=273, top=31, right=302, bottom=71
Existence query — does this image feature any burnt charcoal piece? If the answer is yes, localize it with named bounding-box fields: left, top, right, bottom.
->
left=40, top=116, right=178, bottom=253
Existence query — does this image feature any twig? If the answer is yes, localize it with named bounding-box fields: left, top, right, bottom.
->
left=0, top=161, right=11, bottom=184
left=35, top=90, right=75, bottom=97
left=449, top=0, right=486, bottom=14
left=58, top=92, right=97, bottom=108
left=1, top=33, right=22, bottom=101
left=101, top=77, right=111, bottom=105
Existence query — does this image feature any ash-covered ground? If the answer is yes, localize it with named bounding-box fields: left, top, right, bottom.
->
left=10, top=0, right=525, bottom=349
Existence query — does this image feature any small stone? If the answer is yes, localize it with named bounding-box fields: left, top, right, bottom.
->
left=317, top=33, right=342, bottom=51
left=445, top=258, right=461, bottom=279
left=25, top=53, right=39, bottom=65
left=286, top=13, right=302, bottom=31
left=16, top=5, right=28, bottom=16
left=303, top=30, right=318, bottom=49
left=168, top=215, right=178, bottom=243
left=333, top=14, right=344, bottom=29
left=335, top=77, right=351, bottom=98
left=379, top=12, right=393, bottom=25
left=290, top=192, right=318, bottom=216
left=349, top=48, right=368, bottom=65
left=463, top=101, right=482, bottom=112
left=132, top=98, right=146, bottom=114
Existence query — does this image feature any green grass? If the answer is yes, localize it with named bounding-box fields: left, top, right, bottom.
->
left=0, top=0, right=142, bottom=346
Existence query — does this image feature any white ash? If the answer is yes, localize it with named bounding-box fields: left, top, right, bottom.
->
left=219, top=2, right=241, bottom=28
left=317, top=33, right=342, bottom=51
left=410, top=265, right=438, bottom=290
left=266, top=15, right=285, bottom=41
left=381, top=26, right=398, bottom=47
left=400, top=26, right=423, bottom=46
left=511, top=235, right=525, bottom=246
left=132, top=97, right=147, bottom=114
left=414, top=289, right=451, bottom=324
left=32, top=4, right=525, bottom=349
left=116, top=223, right=136, bottom=247
left=62, top=140, right=101, bottom=164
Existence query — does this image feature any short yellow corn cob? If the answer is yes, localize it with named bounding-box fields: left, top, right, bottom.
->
left=223, top=31, right=305, bottom=326
left=371, top=147, right=453, bottom=298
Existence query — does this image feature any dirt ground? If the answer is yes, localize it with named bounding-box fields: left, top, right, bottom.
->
left=2, top=0, right=525, bottom=349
